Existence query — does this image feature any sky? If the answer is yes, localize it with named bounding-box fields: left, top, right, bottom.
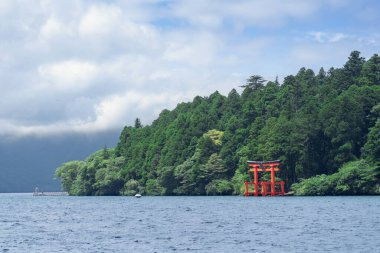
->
left=1, top=0, right=379, bottom=138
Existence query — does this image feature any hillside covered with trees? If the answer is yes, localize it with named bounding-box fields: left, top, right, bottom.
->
left=56, top=51, right=380, bottom=196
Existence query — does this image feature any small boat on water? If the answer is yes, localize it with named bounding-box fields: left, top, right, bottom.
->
left=135, top=194, right=142, bottom=198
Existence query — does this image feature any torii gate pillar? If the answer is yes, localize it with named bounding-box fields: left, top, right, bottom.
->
left=244, top=160, right=285, bottom=197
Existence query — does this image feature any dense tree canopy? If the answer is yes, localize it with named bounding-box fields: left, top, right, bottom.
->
left=56, top=51, right=380, bottom=196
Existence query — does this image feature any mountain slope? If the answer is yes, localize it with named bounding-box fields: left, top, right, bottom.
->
left=56, top=51, right=380, bottom=196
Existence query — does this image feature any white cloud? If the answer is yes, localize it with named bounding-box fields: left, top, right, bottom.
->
left=88, top=91, right=185, bottom=130
left=170, top=0, right=333, bottom=29
left=79, top=5, right=122, bottom=37
left=38, top=60, right=98, bottom=92
left=0, top=90, right=187, bottom=137
left=308, top=32, right=327, bottom=43
left=308, top=32, right=348, bottom=43
left=0, top=0, right=378, bottom=138
left=163, top=32, right=220, bottom=66
left=39, top=17, right=71, bottom=40
left=329, top=33, right=347, bottom=42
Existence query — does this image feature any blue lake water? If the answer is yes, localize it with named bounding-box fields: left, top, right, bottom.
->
left=0, top=194, right=379, bottom=252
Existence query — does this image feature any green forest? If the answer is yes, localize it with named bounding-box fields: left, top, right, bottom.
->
left=55, top=51, right=380, bottom=196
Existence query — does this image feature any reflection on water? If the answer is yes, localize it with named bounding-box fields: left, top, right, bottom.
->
left=0, top=194, right=379, bottom=252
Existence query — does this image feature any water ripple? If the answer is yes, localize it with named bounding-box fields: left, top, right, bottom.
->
left=0, top=195, right=379, bottom=252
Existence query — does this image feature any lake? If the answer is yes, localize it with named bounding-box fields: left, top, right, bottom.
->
left=1, top=194, right=379, bottom=252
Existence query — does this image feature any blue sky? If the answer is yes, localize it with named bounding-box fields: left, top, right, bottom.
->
left=0, top=0, right=379, bottom=137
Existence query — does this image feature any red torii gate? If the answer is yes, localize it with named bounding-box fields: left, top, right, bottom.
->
left=244, top=160, right=285, bottom=196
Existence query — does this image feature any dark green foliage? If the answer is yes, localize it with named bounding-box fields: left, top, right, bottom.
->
left=240, top=75, right=266, bottom=91
left=363, top=119, right=380, bottom=163
left=55, top=161, right=84, bottom=193
left=200, top=153, right=227, bottom=183
left=55, top=149, right=125, bottom=196
left=360, top=54, right=380, bottom=86
left=145, top=179, right=163, bottom=196
left=292, top=160, right=380, bottom=195
left=134, top=118, right=142, bottom=128
left=205, top=179, right=234, bottom=195
left=93, top=156, right=125, bottom=196
left=158, top=166, right=177, bottom=195
left=122, top=179, right=140, bottom=196
left=56, top=51, right=380, bottom=196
